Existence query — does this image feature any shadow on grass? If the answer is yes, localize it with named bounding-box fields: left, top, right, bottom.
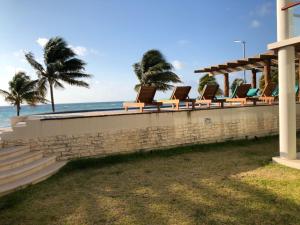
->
left=2, top=134, right=299, bottom=225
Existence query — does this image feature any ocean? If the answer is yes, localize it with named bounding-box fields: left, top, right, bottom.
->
left=0, top=101, right=124, bottom=128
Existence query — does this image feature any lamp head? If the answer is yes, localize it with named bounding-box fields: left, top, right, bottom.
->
left=234, top=40, right=246, bottom=45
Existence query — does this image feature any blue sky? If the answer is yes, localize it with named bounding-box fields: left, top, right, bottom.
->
left=0, top=0, right=277, bottom=105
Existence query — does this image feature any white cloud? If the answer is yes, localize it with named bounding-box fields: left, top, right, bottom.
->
left=172, top=60, right=184, bottom=70
left=249, top=2, right=273, bottom=28
left=69, top=45, right=87, bottom=56
left=36, top=38, right=49, bottom=47
left=70, top=46, right=103, bottom=57
left=36, top=37, right=99, bottom=57
left=250, top=19, right=261, bottom=28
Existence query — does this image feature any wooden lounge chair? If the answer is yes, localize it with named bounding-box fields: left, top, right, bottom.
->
left=226, top=84, right=255, bottom=105
left=159, top=86, right=195, bottom=110
left=123, top=86, right=162, bottom=112
left=296, top=84, right=299, bottom=102
left=259, top=83, right=299, bottom=104
left=196, top=84, right=226, bottom=108
left=258, top=82, right=277, bottom=104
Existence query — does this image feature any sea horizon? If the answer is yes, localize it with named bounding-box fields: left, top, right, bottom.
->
left=0, top=101, right=125, bottom=128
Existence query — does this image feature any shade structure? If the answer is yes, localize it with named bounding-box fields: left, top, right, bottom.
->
left=194, top=50, right=300, bottom=75
left=194, top=50, right=300, bottom=97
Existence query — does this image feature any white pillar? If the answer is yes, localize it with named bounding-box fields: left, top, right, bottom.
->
left=277, top=0, right=297, bottom=159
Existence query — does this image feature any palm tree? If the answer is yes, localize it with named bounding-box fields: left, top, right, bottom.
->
left=231, top=78, right=244, bottom=94
left=198, top=74, right=223, bottom=95
left=133, top=49, right=181, bottom=91
left=25, top=37, right=91, bottom=112
left=259, top=68, right=278, bottom=91
left=0, top=72, right=47, bottom=116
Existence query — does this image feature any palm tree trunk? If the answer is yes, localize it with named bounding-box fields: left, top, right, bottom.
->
left=16, top=103, right=20, bottom=116
left=49, top=83, right=55, bottom=112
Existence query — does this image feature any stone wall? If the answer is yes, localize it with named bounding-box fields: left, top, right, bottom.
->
left=1, top=104, right=298, bottom=161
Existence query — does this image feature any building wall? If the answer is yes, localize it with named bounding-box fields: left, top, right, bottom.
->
left=1, top=105, right=299, bottom=161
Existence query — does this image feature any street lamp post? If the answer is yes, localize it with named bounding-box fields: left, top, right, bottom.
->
left=234, top=40, right=246, bottom=82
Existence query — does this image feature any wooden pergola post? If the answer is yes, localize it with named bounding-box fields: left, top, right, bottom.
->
left=224, top=73, right=229, bottom=97
left=298, top=58, right=300, bottom=102
left=251, top=69, right=257, bottom=88
left=264, top=59, right=271, bottom=85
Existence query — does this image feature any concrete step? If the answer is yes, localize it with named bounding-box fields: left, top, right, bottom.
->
left=0, top=146, right=29, bottom=160
left=0, top=161, right=66, bottom=196
left=0, top=127, right=13, bottom=134
left=14, top=122, right=27, bottom=128
left=0, top=156, right=56, bottom=185
left=0, top=151, right=43, bottom=172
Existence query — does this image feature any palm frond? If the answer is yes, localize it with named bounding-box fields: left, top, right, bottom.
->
left=0, top=89, right=10, bottom=97
left=198, top=74, right=219, bottom=93
left=26, top=36, right=92, bottom=112
left=53, top=80, right=65, bottom=89
left=134, top=84, right=141, bottom=92
left=230, top=78, right=244, bottom=93
left=133, top=63, right=142, bottom=82
left=149, top=82, right=173, bottom=91
left=146, top=71, right=181, bottom=83
left=37, top=77, right=48, bottom=97
left=22, top=91, right=48, bottom=106
left=62, top=58, right=86, bottom=72
left=134, top=49, right=182, bottom=91
left=44, top=37, right=76, bottom=64
left=25, top=52, right=45, bottom=75
left=61, top=72, right=92, bottom=79
left=0, top=72, right=48, bottom=114
left=148, top=62, right=173, bottom=72
left=19, top=79, right=38, bottom=96
left=5, top=95, right=17, bottom=105
left=60, top=77, right=89, bottom=88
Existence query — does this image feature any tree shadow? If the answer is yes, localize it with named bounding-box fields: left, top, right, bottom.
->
left=1, top=137, right=300, bottom=225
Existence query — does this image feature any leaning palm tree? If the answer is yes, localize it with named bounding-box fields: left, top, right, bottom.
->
left=133, top=49, right=181, bottom=91
left=231, top=78, right=244, bottom=94
left=0, top=72, right=47, bottom=116
left=25, top=37, right=91, bottom=112
left=198, top=74, right=223, bottom=95
left=259, top=68, right=278, bottom=91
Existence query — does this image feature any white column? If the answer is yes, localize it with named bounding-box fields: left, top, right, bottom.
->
left=277, top=0, right=297, bottom=159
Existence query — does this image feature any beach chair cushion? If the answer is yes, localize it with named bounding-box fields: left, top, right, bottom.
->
left=266, top=84, right=298, bottom=97
left=271, top=86, right=279, bottom=97
left=247, top=88, right=259, bottom=97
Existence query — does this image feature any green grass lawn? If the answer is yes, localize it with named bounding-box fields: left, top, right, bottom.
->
left=1, top=136, right=300, bottom=225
